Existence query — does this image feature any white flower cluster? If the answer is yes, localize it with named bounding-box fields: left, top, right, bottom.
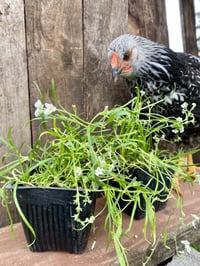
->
left=94, top=156, right=115, bottom=177
left=171, top=102, right=196, bottom=136
left=191, top=213, right=200, bottom=229
left=172, top=117, right=184, bottom=134
left=75, top=166, right=82, bottom=177
left=74, top=213, right=95, bottom=226
left=83, top=215, right=95, bottom=224
left=153, top=133, right=166, bottom=143
left=181, top=102, right=189, bottom=112
left=34, top=100, right=57, bottom=117
left=179, top=240, right=191, bottom=255
left=73, top=195, right=95, bottom=225
left=95, top=166, right=104, bottom=176
left=181, top=102, right=196, bottom=114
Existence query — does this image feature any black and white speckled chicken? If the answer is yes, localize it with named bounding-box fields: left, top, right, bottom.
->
left=108, top=34, right=200, bottom=195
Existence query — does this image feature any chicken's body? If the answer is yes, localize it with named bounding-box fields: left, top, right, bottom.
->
left=108, top=34, right=200, bottom=144
left=108, top=34, right=200, bottom=194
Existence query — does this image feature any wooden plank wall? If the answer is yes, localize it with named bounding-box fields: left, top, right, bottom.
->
left=24, top=0, right=84, bottom=140
left=180, top=0, right=198, bottom=55
left=128, top=0, right=169, bottom=45
left=0, top=0, right=31, bottom=227
left=0, top=0, right=128, bottom=227
left=0, top=0, right=198, bottom=228
left=84, top=0, right=129, bottom=119
left=0, top=1, right=31, bottom=155
left=25, top=0, right=130, bottom=138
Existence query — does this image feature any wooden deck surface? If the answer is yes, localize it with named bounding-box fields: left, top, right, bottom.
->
left=0, top=182, right=200, bottom=266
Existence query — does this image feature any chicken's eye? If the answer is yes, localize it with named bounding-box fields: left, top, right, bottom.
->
left=123, top=52, right=130, bottom=61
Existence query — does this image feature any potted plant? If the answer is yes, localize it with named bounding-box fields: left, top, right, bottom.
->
left=101, top=93, right=177, bottom=220
left=0, top=82, right=196, bottom=265
left=88, top=89, right=196, bottom=264
left=0, top=85, right=103, bottom=253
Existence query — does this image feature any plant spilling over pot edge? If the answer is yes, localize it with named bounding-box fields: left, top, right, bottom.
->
left=0, top=81, right=198, bottom=265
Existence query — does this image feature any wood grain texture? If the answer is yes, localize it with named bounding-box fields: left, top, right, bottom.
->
left=25, top=0, right=83, bottom=140
left=0, top=0, right=31, bottom=154
left=0, top=0, right=30, bottom=226
left=0, top=182, right=200, bottom=265
left=180, top=0, right=200, bottom=163
left=0, top=203, right=19, bottom=228
left=180, top=0, right=198, bottom=55
left=84, top=0, right=130, bottom=119
left=128, top=0, right=169, bottom=46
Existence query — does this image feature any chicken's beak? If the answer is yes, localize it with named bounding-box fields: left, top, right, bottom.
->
left=112, top=68, right=122, bottom=82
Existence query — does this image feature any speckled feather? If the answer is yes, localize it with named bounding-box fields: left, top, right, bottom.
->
left=108, top=34, right=200, bottom=144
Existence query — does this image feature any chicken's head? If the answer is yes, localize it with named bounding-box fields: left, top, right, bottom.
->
left=108, top=34, right=168, bottom=81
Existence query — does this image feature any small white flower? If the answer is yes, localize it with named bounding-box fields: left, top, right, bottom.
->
left=176, top=117, right=183, bottom=122
left=80, top=215, right=95, bottom=226
left=181, top=102, right=188, bottom=110
left=85, top=215, right=95, bottom=224
left=153, top=135, right=160, bottom=143
left=181, top=240, right=191, bottom=254
left=34, top=100, right=44, bottom=117
left=172, top=129, right=179, bottom=134
left=75, top=166, right=82, bottom=177
left=191, top=102, right=197, bottom=110
left=98, top=156, right=106, bottom=166
left=87, top=197, right=92, bottom=204
left=34, top=99, right=43, bottom=108
left=44, top=103, right=57, bottom=115
left=76, top=206, right=82, bottom=213
left=140, top=90, right=145, bottom=96
left=95, top=167, right=104, bottom=176
left=160, top=134, right=166, bottom=140
left=89, top=215, right=95, bottom=223
left=191, top=214, right=200, bottom=229
left=73, top=213, right=79, bottom=221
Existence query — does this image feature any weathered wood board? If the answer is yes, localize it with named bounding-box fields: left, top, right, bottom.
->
left=128, top=0, right=169, bottom=46
left=0, top=182, right=200, bottom=265
left=0, top=0, right=31, bottom=226
left=0, top=0, right=198, bottom=230
left=25, top=0, right=84, bottom=140
left=180, top=0, right=198, bottom=55
left=0, top=0, right=31, bottom=156
left=84, top=0, right=130, bottom=119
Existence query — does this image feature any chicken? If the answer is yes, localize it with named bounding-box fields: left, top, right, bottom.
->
left=108, top=34, right=200, bottom=195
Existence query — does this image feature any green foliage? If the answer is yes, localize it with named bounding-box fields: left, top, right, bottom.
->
left=0, top=81, right=197, bottom=266
left=191, top=243, right=200, bottom=252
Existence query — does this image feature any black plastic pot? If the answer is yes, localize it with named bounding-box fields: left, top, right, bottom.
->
left=112, top=168, right=172, bottom=220
left=15, top=187, right=96, bottom=254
